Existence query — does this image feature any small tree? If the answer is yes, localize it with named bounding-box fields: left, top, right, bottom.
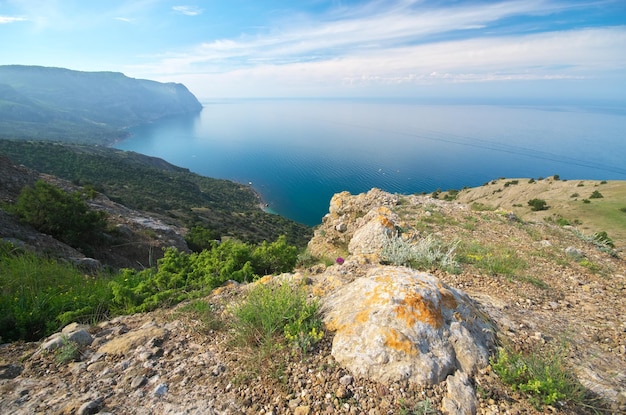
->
left=9, top=180, right=107, bottom=248
left=528, top=198, right=548, bottom=211
left=589, top=190, right=603, bottom=199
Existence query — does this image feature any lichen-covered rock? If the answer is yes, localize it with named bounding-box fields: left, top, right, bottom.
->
left=308, top=188, right=398, bottom=259
left=97, top=322, right=168, bottom=356
left=348, top=206, right=397, bottom=261
left=323, top=266, right=494, bottom=385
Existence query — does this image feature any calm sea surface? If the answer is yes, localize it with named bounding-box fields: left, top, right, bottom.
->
left=114, top=99, right=626, bottom=226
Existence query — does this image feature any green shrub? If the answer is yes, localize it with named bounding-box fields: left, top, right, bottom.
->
left=620, top=207, right=626, bottom=214
left=109, top=236, right=299, bottom=314
left=252, top=235, right=298, bottom=275
left=491, top=343, right=588, bottom=409
left=6, top=180, right=107, bottom=250
left=589, top=190, right=603, bottom=199
left=185, top=226, right=220, bottom=252
left=527, top=198, right=548, bottom=211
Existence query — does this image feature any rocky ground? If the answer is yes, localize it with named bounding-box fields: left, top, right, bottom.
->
left=1, top=188, right=625, bottom=414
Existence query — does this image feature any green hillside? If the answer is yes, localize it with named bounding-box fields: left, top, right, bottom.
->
left=0, top=140, right=312, bottom=247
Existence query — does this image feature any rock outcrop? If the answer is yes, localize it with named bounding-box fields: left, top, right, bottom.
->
left=322, top=266, right=494, bottom=385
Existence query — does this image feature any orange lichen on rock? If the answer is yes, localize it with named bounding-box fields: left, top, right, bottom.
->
left=394, top=291, right=444, bottom=328
left=355, top=309, right=371, bottom=323
left=383, top=327, right=417, bottom=355
left=377, top=215, right=395, bottom=229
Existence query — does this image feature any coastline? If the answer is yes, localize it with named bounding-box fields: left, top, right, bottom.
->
left=248, top=184, right=275, bottom=215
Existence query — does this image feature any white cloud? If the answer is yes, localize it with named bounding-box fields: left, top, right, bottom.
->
left=172, top=6, right=202, bottom=16
left=114, top=17, right=134, bottom=23
left=0, top=16, right=27, bottom=24
left=125, top=0, right=626, bottom=97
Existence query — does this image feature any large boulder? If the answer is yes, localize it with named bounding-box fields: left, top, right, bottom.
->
left=323, top=266, right=494, bottom=385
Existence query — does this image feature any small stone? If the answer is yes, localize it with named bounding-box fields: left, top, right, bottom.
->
left=153, top=383, right=168, bottom=397
left=131, top=375, right=147, bottom=389
left=211, top=363, right=226, bottom=376
left=339, top=375, right=353, bottom=386
left=77, top=398, right=102, bottom=415
left=335, top=385, right=351, bottom=399
left=565, top=246, right=584, bottom=259
left=294, top=406, right=311, bottom=415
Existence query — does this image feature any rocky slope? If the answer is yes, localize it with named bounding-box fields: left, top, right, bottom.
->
left=1, top=188, right=625, bottom=414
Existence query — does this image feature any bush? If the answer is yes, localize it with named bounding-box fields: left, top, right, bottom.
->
left=527, top=198, right=548, bottom=211
left=109, top=236, right=299, bottom=314
left=589, top=190, right=603, bottom=199
left=185, top=225, right=220, bottom=252
left=381, top=234, right=459, bottom=272
left=7, top=180, right=107, bottom=249
left=231, top=281, right=323, bottom=354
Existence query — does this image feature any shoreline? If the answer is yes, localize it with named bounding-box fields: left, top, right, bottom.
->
left=248, top=183, right=275, bottom=215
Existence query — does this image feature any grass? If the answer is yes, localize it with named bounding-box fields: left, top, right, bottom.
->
left=54, top=335, right=80, bottom=365
left=175, top=299, right=225, bottom=333
left=0, top=243, right=113, bottom=342
left=491, top=341, right=603, bottom=411
left=230, top=280, right=323, bottom=356
left=456, top=179, right=626, bottom=248
left=458, top=241, right=527, bottom=278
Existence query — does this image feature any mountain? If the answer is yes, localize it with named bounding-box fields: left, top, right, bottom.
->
left=0, top=65, right=202, bottom=144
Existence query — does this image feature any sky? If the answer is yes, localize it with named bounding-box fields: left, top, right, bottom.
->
left=1, top=0, right=625, bottom=102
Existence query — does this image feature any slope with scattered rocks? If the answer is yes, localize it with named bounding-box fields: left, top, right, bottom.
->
left=1, top=186, right=625, bottom=414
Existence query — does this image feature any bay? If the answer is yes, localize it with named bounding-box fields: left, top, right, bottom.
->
left=114, top=99, right=626, bottom=226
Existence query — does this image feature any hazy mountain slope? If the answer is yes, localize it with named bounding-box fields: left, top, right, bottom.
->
left=0, top=65, right=202, bottom=144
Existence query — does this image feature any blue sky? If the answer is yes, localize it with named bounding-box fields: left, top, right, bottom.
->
left=1, top=0, right=625, bottom=102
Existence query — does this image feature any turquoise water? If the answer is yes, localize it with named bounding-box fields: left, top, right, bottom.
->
left=114, top=99, right=626, bottom=226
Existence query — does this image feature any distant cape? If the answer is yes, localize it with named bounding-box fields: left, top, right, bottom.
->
left=0, top=65, right=203, bottom=144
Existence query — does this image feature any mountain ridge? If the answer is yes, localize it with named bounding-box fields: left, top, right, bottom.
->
left=0, top=65, right=202, bottom=144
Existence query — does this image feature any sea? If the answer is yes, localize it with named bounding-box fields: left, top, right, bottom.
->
left=114, top=99, right=626, bottom=226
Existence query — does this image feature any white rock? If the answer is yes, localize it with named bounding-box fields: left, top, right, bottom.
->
left=323, top=266, right=494, bottom=385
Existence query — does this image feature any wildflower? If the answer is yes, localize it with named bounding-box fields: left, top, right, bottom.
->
left=336, top=257, right=344, bottom=265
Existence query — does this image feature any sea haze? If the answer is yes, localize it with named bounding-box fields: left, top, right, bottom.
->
left=114, top=99, right=626, bottom=226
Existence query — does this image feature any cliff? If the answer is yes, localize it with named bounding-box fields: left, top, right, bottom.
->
left=0, top=65, right=202, bottom=144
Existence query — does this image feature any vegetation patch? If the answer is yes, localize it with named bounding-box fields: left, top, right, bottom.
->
left=527, top=198, right=548, bottom=211
left=0, top=234, right=301, bottom=342
left=381, top=234, right=460, bottom=273
left=458, top=242, right=527, bottom=278
left=491, top=342, right=596, bottom=410
left=231, top=281, right=323, bottom=357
